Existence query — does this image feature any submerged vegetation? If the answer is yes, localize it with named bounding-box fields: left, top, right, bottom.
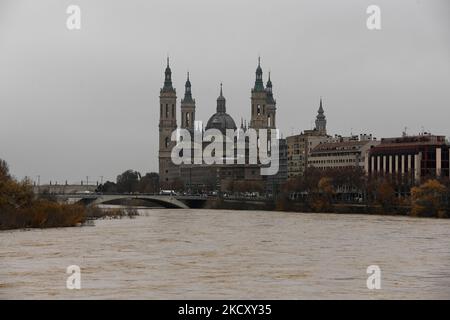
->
left=0, top=159, right=139, bottom=230
left=85, top=205, right=139, bottom=220
left=0, top=159, right=86, bottom=230
left=411, top=179, right=448, bottom=218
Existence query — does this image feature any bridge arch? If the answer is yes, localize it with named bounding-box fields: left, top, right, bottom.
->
left=77, top=195, right=189, bottom=209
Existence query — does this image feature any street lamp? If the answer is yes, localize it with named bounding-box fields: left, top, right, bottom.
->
left=36, top=175, right=40, bottom=194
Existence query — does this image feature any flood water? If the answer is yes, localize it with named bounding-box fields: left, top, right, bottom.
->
left=1, top=209, right=450, bottom=299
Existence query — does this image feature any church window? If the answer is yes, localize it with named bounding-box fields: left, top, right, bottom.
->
left=186, top=113, right=190, bottom=127
left=257, top=105, right=261, bottom=116
left=165, top=137, right=169, bottom=148
left=172, top=104, right=175, bottom=117
left=165, top=104, right=169, bottom=118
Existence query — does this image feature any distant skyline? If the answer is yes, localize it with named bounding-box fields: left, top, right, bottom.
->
left=0, top=0, right=449, bottom=184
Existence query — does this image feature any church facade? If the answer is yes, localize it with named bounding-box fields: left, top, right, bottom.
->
left=158, top=58, right=282, bottom=192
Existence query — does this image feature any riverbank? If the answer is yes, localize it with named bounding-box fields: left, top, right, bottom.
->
left=1, top=158, right=142, bottom=230
left=1, top=159, right=87, bottom=230
left=0, top=205, right=141, bottom=231
left=202, top=197, right=446, bottom=218
left=1, top=200, right=445, bottom=231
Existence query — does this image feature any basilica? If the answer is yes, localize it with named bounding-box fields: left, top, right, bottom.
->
left=158, top=58, right=281, bottom=192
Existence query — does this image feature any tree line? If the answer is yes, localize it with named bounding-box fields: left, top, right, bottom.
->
left=97, top=170, right=159, bottom=194
left=277, top=167, right=450, bottom=218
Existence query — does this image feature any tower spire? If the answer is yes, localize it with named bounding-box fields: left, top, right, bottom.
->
left=182, top=71, right=193, bottom=103
left=266, top=71, right=272, bottom=88
left=254, top=57, right=264, bottom=92
left=266, top=70, right=275, bottom=105
left=315, top=97, right=327, bottom=134
left=217, top=83, right=226, bottom=113
left=163, top=56, right=173, bottom=91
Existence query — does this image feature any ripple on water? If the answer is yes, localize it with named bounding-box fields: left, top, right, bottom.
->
left=1, top=209, right=450, bottom=299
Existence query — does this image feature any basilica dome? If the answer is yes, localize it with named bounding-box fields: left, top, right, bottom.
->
left=205, top=84, right=237, bottom=133
left=206, top=112, right=237, bottom=132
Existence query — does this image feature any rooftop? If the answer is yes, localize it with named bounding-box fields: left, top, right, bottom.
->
left=311, top=140, right=373, bottom=154
left=379, top=134, right=447, bottom=146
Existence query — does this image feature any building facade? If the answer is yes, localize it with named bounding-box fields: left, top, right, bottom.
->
left=286, top=100, right=329, bottom=178
left=266, top=138, right=288, bottom=196
left=308, top=134, right=379, bottom=170
left=366, top=134, right=450, bottom=183
left=159, top=58, right=179, bottom=187
left=250, top=58, right=276, bottom=134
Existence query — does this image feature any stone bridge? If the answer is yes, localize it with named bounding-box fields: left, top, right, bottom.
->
left=55, top=193, right=201, bottom=209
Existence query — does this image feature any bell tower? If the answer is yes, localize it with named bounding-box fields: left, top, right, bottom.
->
left=250, top=57, right=269, bottom=130
left=315, top=98, right=327, bottom=135
left=159, top=57, right=178, bottom=188
left=265, top=72, right=276, bottom=130
left=180, top=72, right=195, bottom=134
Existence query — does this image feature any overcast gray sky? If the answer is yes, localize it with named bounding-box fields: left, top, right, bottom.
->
left=0, top=0, right=449, bottom=184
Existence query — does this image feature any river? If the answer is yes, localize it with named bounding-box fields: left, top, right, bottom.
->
left=1, top=209, right=449, bottom=299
